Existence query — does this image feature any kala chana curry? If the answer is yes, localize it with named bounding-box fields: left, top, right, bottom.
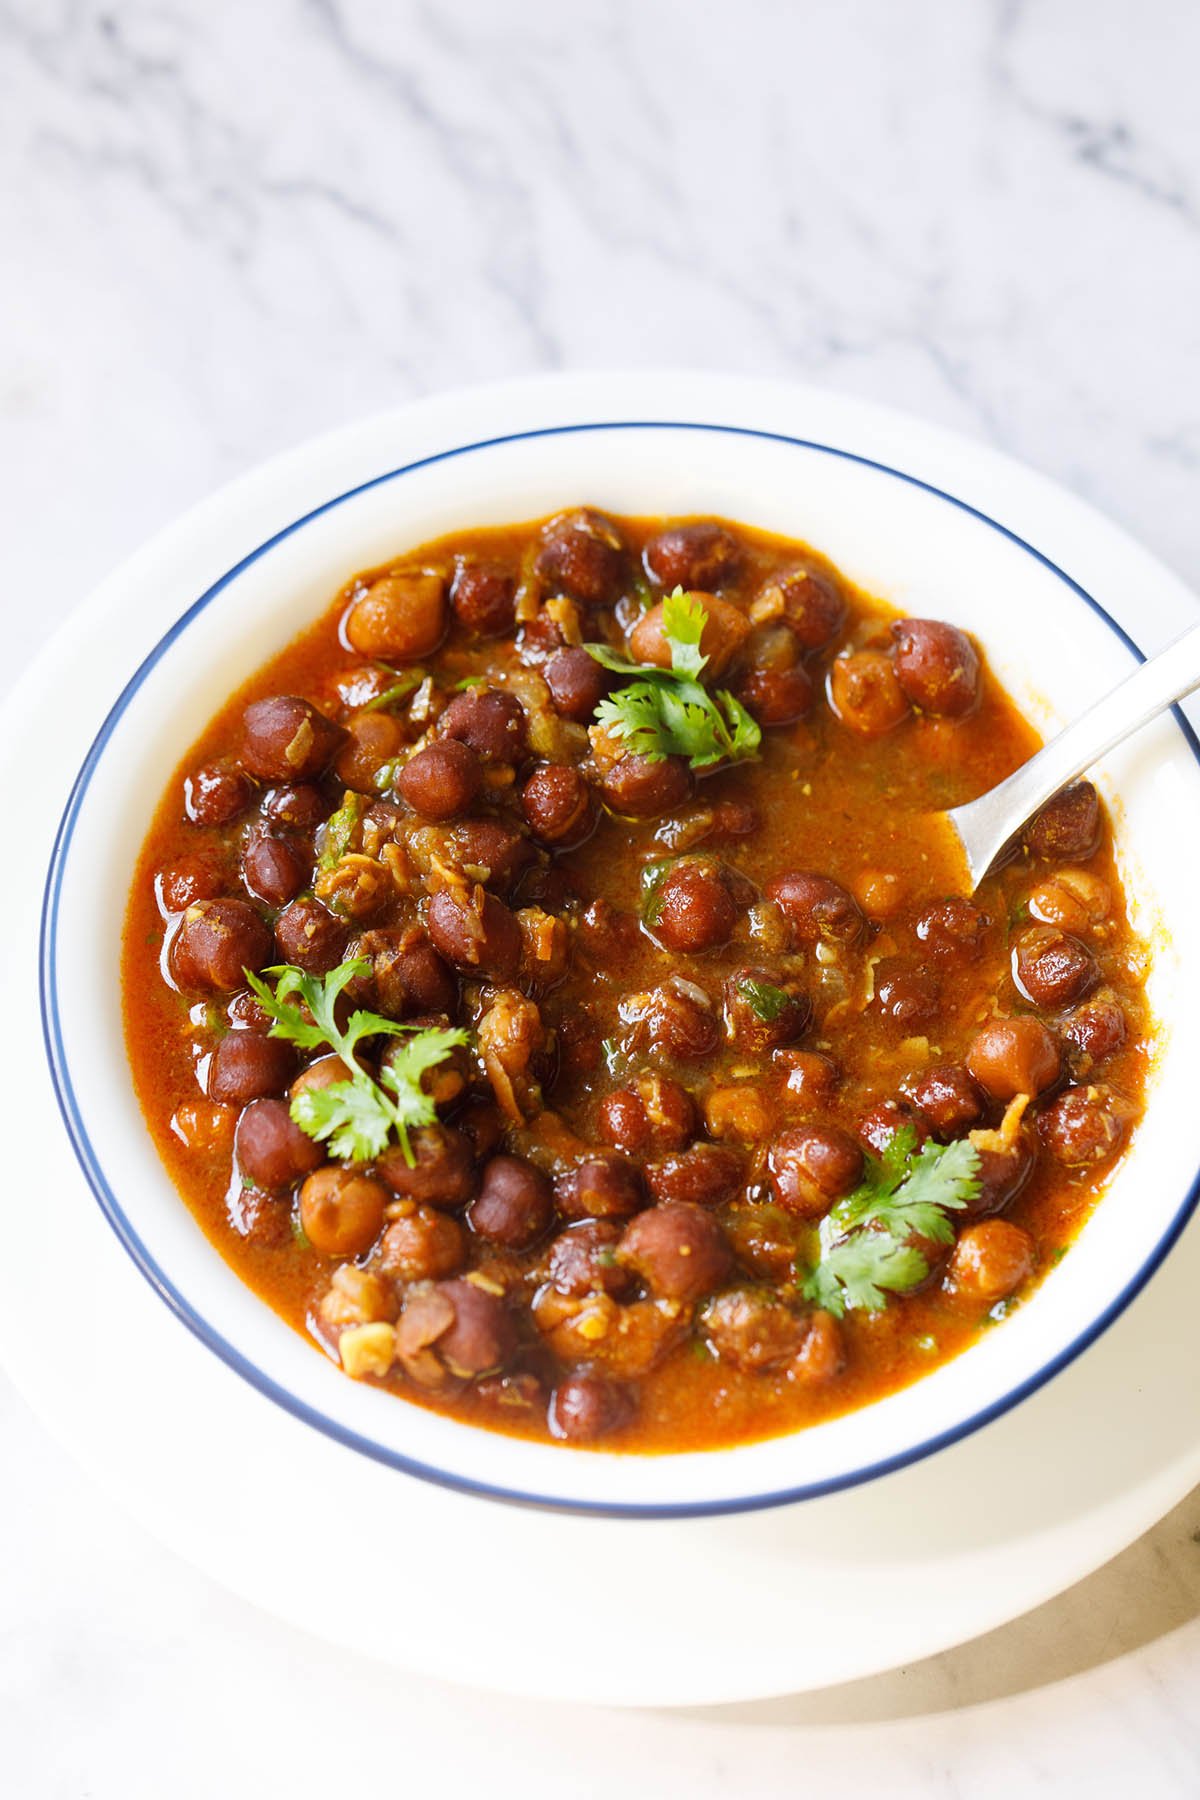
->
left=123, top=509, right=1151, bottom=1450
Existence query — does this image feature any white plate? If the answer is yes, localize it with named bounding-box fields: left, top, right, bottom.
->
left=5, top=373, right=1200, bottom=1702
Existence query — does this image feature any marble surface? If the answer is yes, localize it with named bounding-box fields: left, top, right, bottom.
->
left=2, top=0, right=1200, bottom=1791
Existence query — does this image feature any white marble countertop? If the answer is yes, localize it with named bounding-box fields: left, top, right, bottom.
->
left=3, top=0, right=1199, bottom=1791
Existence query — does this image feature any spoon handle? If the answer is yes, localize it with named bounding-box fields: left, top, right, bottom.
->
left=949, top=618, right=1200, bottom=883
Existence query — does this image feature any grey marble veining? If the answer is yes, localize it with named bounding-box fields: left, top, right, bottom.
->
left=2, top=0, right=1199, bottom=1792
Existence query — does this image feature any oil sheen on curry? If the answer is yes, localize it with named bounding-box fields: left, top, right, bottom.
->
left=123, top=509, right=1151, bottom=1451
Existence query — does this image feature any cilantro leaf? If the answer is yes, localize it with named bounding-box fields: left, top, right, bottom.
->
left=292, top=1076, right=396, bottom=1164
left=584, top=591, right=761, bottom=771
left=804, top=1234, right=931, bottom=1316
left=831, top=1130, right=980, bottom=1244
left=244, top=960, right=470, bottom=1166
left=736, top=977, right=793, bottom=1022
left=801, top=1131, right=981, bottom=1317
left=660, top=588, right=709, bottom=678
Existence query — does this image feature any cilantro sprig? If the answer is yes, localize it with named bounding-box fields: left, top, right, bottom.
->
left=800, top=1128, right=981, bottom=1318
left=586, top=589, right=761, bottom=770
left=245, top=959, right=469, bottom=1167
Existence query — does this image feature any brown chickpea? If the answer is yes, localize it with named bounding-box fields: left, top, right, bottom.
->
left=377, top=1125, right=476, bottom=1208
left=890, top=618, right=980, bottom=716
left=597, top=1074, right=696, bottom=1155
left=1038, top=1084, right=1133, bottom=1167
left=544, top=1220, right=633, bottom=1298
left=828, top=650, right=910, bottom=736
left=857, top=1097, right=932, bottom=1157
left=345, top=571, right=447, bottom=661
left=438, top=686, right=528, bottom=763
left=290, top=1054, right=360, bottom=1100
left=966, top=1141, right=1034, bottom=1219
left=379, top=1204, right=466, bottom=1281
left=874, top=959, right=941, bottom=1028
left=644, top=1144, right=744, bottom=1208
left=948, top=1221, right=1035, bottom=1302
left=1024, top=781, right=1101, bottom=861
left=241, top=834, right=306, bottom=908
left=629, top=594, right=750, bottom=681
left=903, top=1064, right=986, bottom=1140
left=767, top=870, right=867, bottom=947
left=467, top=1155, right=554, bottom=1249
left=241, top=696, right=343, bottom=781
left=398, top=740, right=483, bottom=821
left=768, top=1126, right=863, bottom=1218
left=261, top=783, right=330, bottom=832
left=274, top=897, right=349, bottom=974
left=299, top=1167, right=387, bottom=1257
left=521, top=764, right=596, bottom=847
left=429, top=1278, right=517, bottom=1377
left=723, top=967, right=811, bottom=1052
left=1011, top=925, right=1099, bottom=1010
left=207, top=1031, right=296, bottom=1105
left=542, top=646, right=612, bottom=722
left=1060, top=996, right=1126, bottom=1072
left=449, top=561, right=516, bottom=637
left=549, top=1373, right=633, bottom=1441
left=775, top=1049, right=841, bottom=1107
left=184, top=760, right=254, bottom=826
left=621, top=978, right=720, bottom=1060
left=643, top=521, right=741, bottom=591
left=172, top=898, right=274, bottom=992
left=617, top=1202, right=732, bottom=1304
left=966, top=1017, right=1060, bottom=1100
left=554, top=1154, right=644, bottom=1220
left=235, top=1098, right=324, bottom=1190
left=334, top=711, right=408, bottom=793
left=734, top=625, right=814, bottom=726
left=652, top=860, right=738, bottom=954
left=537, top=509, right=626, bottom=604
left=158, top=856, right=228, bottom=914
left=701, top=1287, right=808, bottom=1372
left=752, top=563, right=846, bottom=649
left=347, top=928, right=457, bottom=1019
left=426, top=886, right=523, bottom=981
left=601, top=753, right=693, bottom=819
left=914, top=896, right=989, bottom=962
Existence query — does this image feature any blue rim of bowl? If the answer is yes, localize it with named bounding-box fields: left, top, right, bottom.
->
left=39, top=418, right=1200, bottom=1518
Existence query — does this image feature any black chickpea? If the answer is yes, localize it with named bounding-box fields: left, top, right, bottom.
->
left=890, top=619, right=980, bottom=717
left=643, top=521, right=741, bottom=591
left=207, top=1031, right=296, bottom=1105
left=241, top=696, right=344, bottom=781
left=172, top=898, right=274, bottom=992
left=397, top=740, right=483, bottom=821
left=184, top=760, right=254, bottom=826
left=521, top=764, right=596, bottom=847
left=652, top=861, right=738, bottom=954
left=543, top=647, right=612, bottom=721
left=601, top=753, right=693, bottom=818
left=438, top=686, right=528, bottom=763
left=450, top=562, right=517, bottom=637
left=467, top=1155, right=554, bottom=1248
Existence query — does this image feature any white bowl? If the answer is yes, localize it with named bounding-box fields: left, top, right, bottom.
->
left=40, top=379, right=1200, bottom=1516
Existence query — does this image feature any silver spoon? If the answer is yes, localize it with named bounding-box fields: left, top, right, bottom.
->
left=945, top=618, right=1200, bottom=889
